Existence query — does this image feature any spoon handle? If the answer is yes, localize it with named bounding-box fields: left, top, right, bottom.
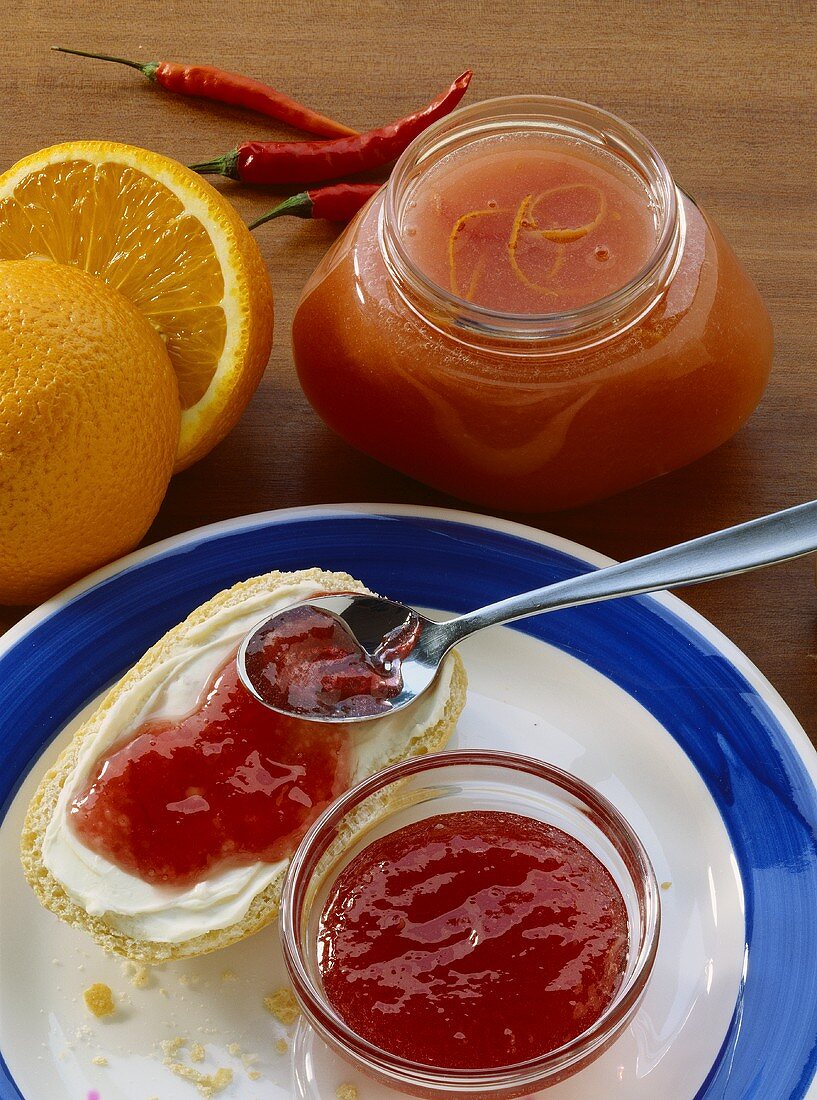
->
left=440, top=499, right=817, bottom=650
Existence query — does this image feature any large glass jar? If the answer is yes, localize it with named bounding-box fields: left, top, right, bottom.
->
left=292, top=97, right=773, bottom=512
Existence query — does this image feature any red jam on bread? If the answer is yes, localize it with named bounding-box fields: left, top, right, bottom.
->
left=318, top=809, right=629, bottom=1069
left=69, top=650, right=350, bottom=887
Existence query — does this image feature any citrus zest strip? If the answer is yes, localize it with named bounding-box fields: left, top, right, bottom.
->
left=449, top=188, right=600, bottom=302
left=508, top=194, right=560, bottom=297
left=527, top=184, right=607, bottom=242
left=448, top=207, right=510, bottom=296
left=465, top=254, right=487, bottom=302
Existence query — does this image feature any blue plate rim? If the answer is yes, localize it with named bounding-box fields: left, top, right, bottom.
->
left=3, top=501, right=813, bottom=782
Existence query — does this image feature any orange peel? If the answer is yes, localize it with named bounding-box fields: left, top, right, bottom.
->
left=450, top=185, right=605, bottom=302
left=465, top=254, right=487, bottom=302
left=508, top=194, right=561, bottom=296
left=527, top=184, right=607, bottom=242
left=448, top=207, right=511, bottom=297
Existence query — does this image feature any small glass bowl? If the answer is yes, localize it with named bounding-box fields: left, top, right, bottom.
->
left=280, top=750, right=660, bottom=1098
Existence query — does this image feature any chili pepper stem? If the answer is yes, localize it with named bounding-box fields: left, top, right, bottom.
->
left=249, top=193, right=312, bottom=229
left=52, top=46, right=158, bottom=80
left=189, top=151, right=241, bottom=179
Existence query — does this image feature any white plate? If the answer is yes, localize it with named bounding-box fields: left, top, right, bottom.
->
left=0, top=505, right=814, bottom=1099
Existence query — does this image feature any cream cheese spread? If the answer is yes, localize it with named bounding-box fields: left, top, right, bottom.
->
left=42, top=581, right=454, bottom=942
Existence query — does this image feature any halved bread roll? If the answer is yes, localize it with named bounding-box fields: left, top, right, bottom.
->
left=21, top=568, right=467, bottom=963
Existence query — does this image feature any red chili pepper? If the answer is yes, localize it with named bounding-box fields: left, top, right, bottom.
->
left=191, top=71, right=472, bottom=184
left=250, top=183, right=382, bottom=229
left=52, top=46, right=357, bottom=139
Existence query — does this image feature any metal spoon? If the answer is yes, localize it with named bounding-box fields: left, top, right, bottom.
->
left=238, top=499, right=817, bottom=723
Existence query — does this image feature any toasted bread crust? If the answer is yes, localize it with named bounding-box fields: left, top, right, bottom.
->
left=20, top=568, right=467, bottom=962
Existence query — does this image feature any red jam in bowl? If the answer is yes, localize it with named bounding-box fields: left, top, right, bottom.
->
left=244, top=603, right=421, bottom=719
left=70, top=650, right=350, bottom=887
left=317, top=809, right=629, bottom=1069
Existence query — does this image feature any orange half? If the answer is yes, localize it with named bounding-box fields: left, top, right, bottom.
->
left=0, top=141, right=274, bottom=470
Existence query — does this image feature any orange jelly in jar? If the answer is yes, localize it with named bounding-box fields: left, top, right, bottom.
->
left=292, top=98, right=773, bottom=511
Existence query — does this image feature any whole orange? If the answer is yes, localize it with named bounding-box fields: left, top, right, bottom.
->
left=0, top=260, right=180, bottom=605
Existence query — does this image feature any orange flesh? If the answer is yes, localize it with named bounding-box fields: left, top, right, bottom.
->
left=0, top=159, right=227, bottom=408
left=403, top=136, right=657, bottom=313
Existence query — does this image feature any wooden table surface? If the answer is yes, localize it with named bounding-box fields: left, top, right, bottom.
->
left=2, top=1, right=816, bottom=739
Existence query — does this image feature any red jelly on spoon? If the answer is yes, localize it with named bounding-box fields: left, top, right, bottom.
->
left=242, top=602, right=421, bottom=719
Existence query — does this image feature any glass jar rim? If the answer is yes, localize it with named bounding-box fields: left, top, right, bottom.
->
left=380, top=95, right=681, bottom=346
left=280, top=748, right=661, bottom=1093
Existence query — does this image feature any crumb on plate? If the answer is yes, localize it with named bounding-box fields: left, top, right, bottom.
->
left=160, top=1036, right=187, bottom=1060
left=91, top=1055, right=108, bottom=1067
left=167, top=1062, right=232, bottom=1098
left=83, top=983, right=115, bottom=1018
left=123, top=960, right=152, bottom=988
left=337, top=1084, right=359, bottom=1100
left=264, top=986, right=300, bottom=1026
left=275, top=1038, right=288, bottom=1055
left=190, top=1042, right=205, bottom=1062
